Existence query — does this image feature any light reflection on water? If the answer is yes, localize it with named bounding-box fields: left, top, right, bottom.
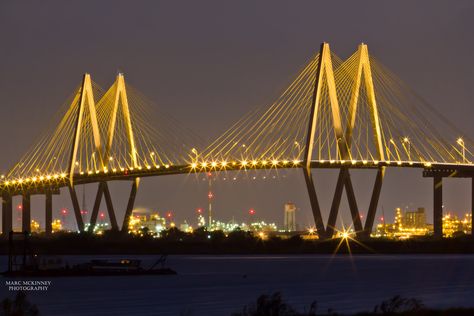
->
left=1, top=254, right=474, bottom=316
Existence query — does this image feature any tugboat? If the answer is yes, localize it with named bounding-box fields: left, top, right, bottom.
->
left=2, top=232, right=177, bottom=277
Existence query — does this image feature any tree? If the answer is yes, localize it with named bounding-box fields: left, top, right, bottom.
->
left=1, top=292, right=39, bottom=316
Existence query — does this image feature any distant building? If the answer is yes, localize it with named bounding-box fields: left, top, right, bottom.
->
left=403, top=207, right=426, bottom=229
left=284, top=202, right=296, bottom=232
left=128, top=209, right=166, bottom=236
left=373, top=206, right=430, bottom=239
left=443, top=213, right=472, bottom=237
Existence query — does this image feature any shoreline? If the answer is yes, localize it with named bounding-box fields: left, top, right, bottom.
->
left=2, top=232, right=474, bottom=255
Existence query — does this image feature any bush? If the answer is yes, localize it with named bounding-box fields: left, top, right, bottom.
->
left=1, top=292, right=39, bottom=316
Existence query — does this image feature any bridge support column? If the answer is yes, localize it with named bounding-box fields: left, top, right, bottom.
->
left=2, top=194, right=12, bottom=237
left=102, top=182, right=118, bottom=231
left=302, top=168, right=326, bottom=238
left=89, top=183, right=104, bottom=231
left=45, top=191, right=53, bottom=235
left=122, top=179, right=139, bottom=233
left=363, top=167, right=385, bottom=238
left=326, top=169, right=347, bottom=239
left=433, top=175, right=443, bottom=238
left=22, top=194, right=31, bottom=233
left=88, top=182, right=118, bottom=231
left=472, top=177, right=474, bottom=238
left=344, top=171, right=363, bottom=238
left=68, top=185, right=85, bottom=232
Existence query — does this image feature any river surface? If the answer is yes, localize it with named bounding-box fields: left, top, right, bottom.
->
left=1, top=254, right=474, bottom=315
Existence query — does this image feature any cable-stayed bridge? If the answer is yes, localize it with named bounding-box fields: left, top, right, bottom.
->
left=2, top=42, right=473, bottom=239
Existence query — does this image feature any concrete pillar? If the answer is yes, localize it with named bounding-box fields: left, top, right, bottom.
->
left=472, top=177, right=474, bottom=238
left=2, top=195, right=12, bottom=236
left=433, top=176, right=443, bottom=238
left=45, top=191, right=53, bottom=235
left=122, top=179, right=138, bottom=232
left=22, top=194, right=31, bottom=233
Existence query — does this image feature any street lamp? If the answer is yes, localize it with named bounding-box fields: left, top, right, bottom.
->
left=457, top=138, right=465, bottom=163
left=403, top=137, right=411, bottom=161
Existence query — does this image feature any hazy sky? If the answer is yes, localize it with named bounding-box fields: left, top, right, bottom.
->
left=1, top=1, right=474, bottom=230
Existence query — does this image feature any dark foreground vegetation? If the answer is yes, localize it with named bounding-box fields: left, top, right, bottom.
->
left=1, top=228, right=474, bottom=255
left=231, top=292, right=474, bottom=316
left=2, top=292, right=474, bottom=316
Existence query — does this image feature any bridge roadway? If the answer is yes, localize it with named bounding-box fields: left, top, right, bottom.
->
left=1, top=159, right=474, bottom=238
left=1, top=159, right=473, bottom=193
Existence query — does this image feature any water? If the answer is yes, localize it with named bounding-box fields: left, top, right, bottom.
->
left=1, top=254, right=474, bottom=315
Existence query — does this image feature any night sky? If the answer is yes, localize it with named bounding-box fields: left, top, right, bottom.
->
left=1, top=1, right=474, bottom=230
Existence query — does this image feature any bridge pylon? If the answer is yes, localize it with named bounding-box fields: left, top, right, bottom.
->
left=304, top=43, right=386, bottom=239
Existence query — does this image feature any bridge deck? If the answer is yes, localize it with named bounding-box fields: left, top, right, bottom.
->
left=2, top=159, right=473, bottom=196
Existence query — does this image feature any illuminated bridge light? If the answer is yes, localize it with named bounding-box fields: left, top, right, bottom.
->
left=120, top=168, right=125, bottom=172
left=32, top=177, right=37, bottom=182
left=201, top=162, right=208, bottom=168
left=261, top=160, right=268, bottom=166
left=251, top=160, right=258, bottom=166
left=165, top=164, right=170, bottom=169
left=330, top=160, right=335, bottom=164
left=241, top=160, right=248, bottom=167
left=95, top=170, right=100, bottom=174
left=272, top=160, right=279, bottom=166
left=146, top=165, right=151, bottom=170
left=282, top=160, right=289, bottom=165
left=320, top=159, right=325, bottom=163
left=409, top=162, right=414, bottom=165
left=373, top=160, right=379, bottom=165
left=397, top=161, right=402, bottom=165
left=80, top=171, right=84, bottom=175
left=425, top=162, right=432, bottom=167
left=138, top=166, right=142, bottom=170
left=191, top=162, right=198, bottom=169
left=18, top=179, right=23, bottom=184
left=88, top=171, right=93, bottom=175
left=5, top=181, right=9, bottom=185
left=221, top=161, right=228, bottom=167
left=53, top=174, right=59, bottom=179
left=340, top=160, right=346, bottom=164
left=351, top=160, right=357, bottom=165
left=211, top=161, right=217, bottom=168
left=362, top=160, right=368, bottom=164
left=112, top=168, right=117, bottom=172
left=12, top=180, right=17, bottom=184
left=292, top=159, right=300, bottom=165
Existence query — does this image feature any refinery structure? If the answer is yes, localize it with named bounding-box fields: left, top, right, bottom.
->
left=10, top=202, right=474, bottom=240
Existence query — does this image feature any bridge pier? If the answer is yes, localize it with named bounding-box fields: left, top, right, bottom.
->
left=88, top=182, right=120, bottom=232
left=68, top=185, right=85, bottom=232
left=22, top=194, right=31, bottom=233
left=2, top=194, right=12, bottom=237
left=302, top=168, right=326, bottom=238
left=433, top=175, right=443, bottom=239
left=45, top=191, right=53, bottom=235
left=122, top=179, right=139, bottom=233
left=363, top=167, right=385, bottom=238
left=312, top=167, right=384, bottom=240
left=102, top=182, right=118, bottom=231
